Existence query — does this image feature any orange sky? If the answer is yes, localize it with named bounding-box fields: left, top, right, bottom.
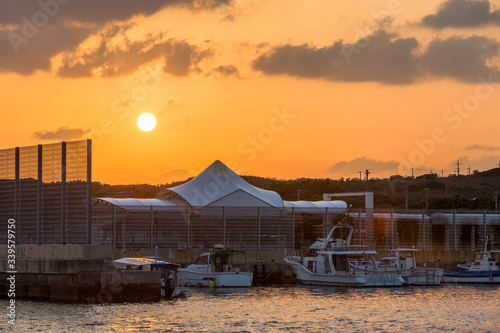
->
left=1, top=0, right=500, bottom=184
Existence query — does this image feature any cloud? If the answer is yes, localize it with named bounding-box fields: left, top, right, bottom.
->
left=252, top=31, right=500, bottom=84
left=252, top=30, right=419, bottom=84
left=419, top=35, right=500, bottom=82
left=465, top=144, right=500, bottom=151
left=328, top=157, right=400, bottom=176
left=31, top=126, right=91, bottom=140
left=210, top=64, right=239, bottom=77
left=159, top=169, right=192, bottom=183
left=0, top=0, right=232, bottom=76
left=447, top=155, right=500, bottom=172
left=0, top=24, right=91, bottom=75
left=0, top=1, right=231, bottom=26
left=164, top=94, right=184, bottom=106
left=421, top=0, right=500, bottom=28
left=56, top=26, right=212, bottom=78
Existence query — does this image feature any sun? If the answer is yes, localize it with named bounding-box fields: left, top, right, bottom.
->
left=137, top=113, right=156, bottom=132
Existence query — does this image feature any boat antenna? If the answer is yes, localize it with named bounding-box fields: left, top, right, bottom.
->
left=342, top=205, right=352, bottom=251
left=484, top=236, right=488, bottom=252
left=155, top=246, right=158, bottom=263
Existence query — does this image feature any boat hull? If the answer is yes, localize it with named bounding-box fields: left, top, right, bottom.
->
left=442, top=270, right=500, bottom=284
left=351, top=265, right=443, bottom=286
left=285, top=259, right=404, bottom=287
left=178, top=269, right=253, bottom=288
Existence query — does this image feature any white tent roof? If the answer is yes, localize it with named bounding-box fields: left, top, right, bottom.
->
left=156, top=160, right=284, bottom=209
left=284, top=200, right=347, bottom=209
left=95, top=198, right=187, bottom=212
left=284, top=200, right=347, bottom=213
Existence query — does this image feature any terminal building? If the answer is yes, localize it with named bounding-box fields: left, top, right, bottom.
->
left=1, top=140, right=500, bottom=252
left=92, top=160, right=348, bottom=251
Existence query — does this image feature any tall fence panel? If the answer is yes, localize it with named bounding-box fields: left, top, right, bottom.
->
left=0, top=140, right=91, bottom=245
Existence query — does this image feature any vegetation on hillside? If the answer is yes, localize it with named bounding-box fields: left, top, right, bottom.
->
left=92, top=169, right=500, bottom=210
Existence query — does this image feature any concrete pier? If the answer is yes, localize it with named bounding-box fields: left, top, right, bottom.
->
left=0, top=245, right=160, bottom=303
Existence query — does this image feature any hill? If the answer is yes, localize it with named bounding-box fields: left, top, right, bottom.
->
left=92, top=169, right=500, bottom=210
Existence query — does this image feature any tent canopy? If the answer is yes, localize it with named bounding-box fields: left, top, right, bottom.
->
left=156, top=160, right=284, bottom=209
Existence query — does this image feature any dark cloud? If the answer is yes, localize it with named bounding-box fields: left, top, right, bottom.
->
left=252, top=30, right=419, bottom=84
left=253, top=31, right=500, bottom=84
left=421, top=0, right=500, bottom=28
left=328, top=157, right=400, bottom=176
left=0, top=24, right=91, bottom=75
left=163, top=41, right=212, bottom=76
left=211, top=64, right=239, bottom=77
left=32, top=126, right=90, bottom=140
left=419, top=35, right=500, bottom=82
left=0, top=0, right=232, bottom=76
left=57, top=25, right=212, bottom=78
left=0, top=0, right=231, bottom=26
left=465, top=144, right=500, bottom=151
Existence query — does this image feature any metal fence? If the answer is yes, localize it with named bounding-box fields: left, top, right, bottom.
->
left=90, top=205, right=500, bottom=252
left=91, top=205, right=348, bottom=251
left=0, top=140, right=91, bottom=245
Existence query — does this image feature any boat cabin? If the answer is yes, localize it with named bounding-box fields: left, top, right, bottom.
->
left=381, top=249, right=418, bottom=271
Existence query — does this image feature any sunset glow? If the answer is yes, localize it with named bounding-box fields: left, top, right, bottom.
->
left=1, top=1, right=500, bottom=184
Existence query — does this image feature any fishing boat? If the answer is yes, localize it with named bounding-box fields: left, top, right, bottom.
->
left=113, top=257, right=188, bottom=298
left=284, top=217, right=404, bottom=287
left=178, top=245, right=253, bottom=288
left=443, top=238, right=500, bottom=284
left=350, top=248, right=443, bottom=285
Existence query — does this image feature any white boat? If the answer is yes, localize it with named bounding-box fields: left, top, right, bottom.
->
left=284, top=222, right=404, bottom=287
left=113, top=257, right=188, bottom=298
left=178, top=245, right=253, bottom=288
left=443, top=239, right=500, bottom=284
left=350, top=248, right=443, bottom=286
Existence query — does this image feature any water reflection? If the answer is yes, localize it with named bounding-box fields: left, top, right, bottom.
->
left=5, top=285, right=500, bottom=332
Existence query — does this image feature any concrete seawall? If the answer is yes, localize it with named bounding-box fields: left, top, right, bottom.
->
left=0, top=245, right=482, bottom=302
left=0, top=245, right=160, bottom=303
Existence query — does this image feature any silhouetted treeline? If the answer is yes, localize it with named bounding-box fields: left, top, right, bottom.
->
left=92, top=169, right=500, bottom=210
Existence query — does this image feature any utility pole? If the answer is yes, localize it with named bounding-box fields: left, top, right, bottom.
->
left=456, top=160, right=460, bottom=175
left=425, top=187, right=429, bottom=211
left=441, top=170, right=444, bottom=178
left=365, top=169, right=370, bottom=181
left=405, top=186, right=408, bottom=213
left=495, top=190, right=498, bottom=212
left=411, top=168, right=414, bottom=179
left=468, top=166, right=471, bottom=175
left=359, top=171, right=362, bottom=180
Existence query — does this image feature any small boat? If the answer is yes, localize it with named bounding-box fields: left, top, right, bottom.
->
left=443, top=239, right=500, bottom=284
left=284, top=218, right=404, bottom=287
left=350, top=248, right=443, bottom=286
left=178, top=245, right=253, bottom=288
left=113, top=257, right=188, bottom=298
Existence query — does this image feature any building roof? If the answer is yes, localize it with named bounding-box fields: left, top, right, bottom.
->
left=96, top=160, right=348, bottom=213
left=95, top=197, right=187, bottom=212
left=156, top=160, right=284, bottom=209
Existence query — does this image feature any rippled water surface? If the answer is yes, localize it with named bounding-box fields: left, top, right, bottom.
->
left=3, top=285, right=499, bottom=332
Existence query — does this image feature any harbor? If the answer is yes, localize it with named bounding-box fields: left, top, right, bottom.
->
left=1, top=242, right=498, bottom=304
left=2, top=285, right=499, bottom=332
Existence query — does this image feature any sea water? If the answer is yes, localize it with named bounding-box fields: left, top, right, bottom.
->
left=2, top=285, right=499, bottom=332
